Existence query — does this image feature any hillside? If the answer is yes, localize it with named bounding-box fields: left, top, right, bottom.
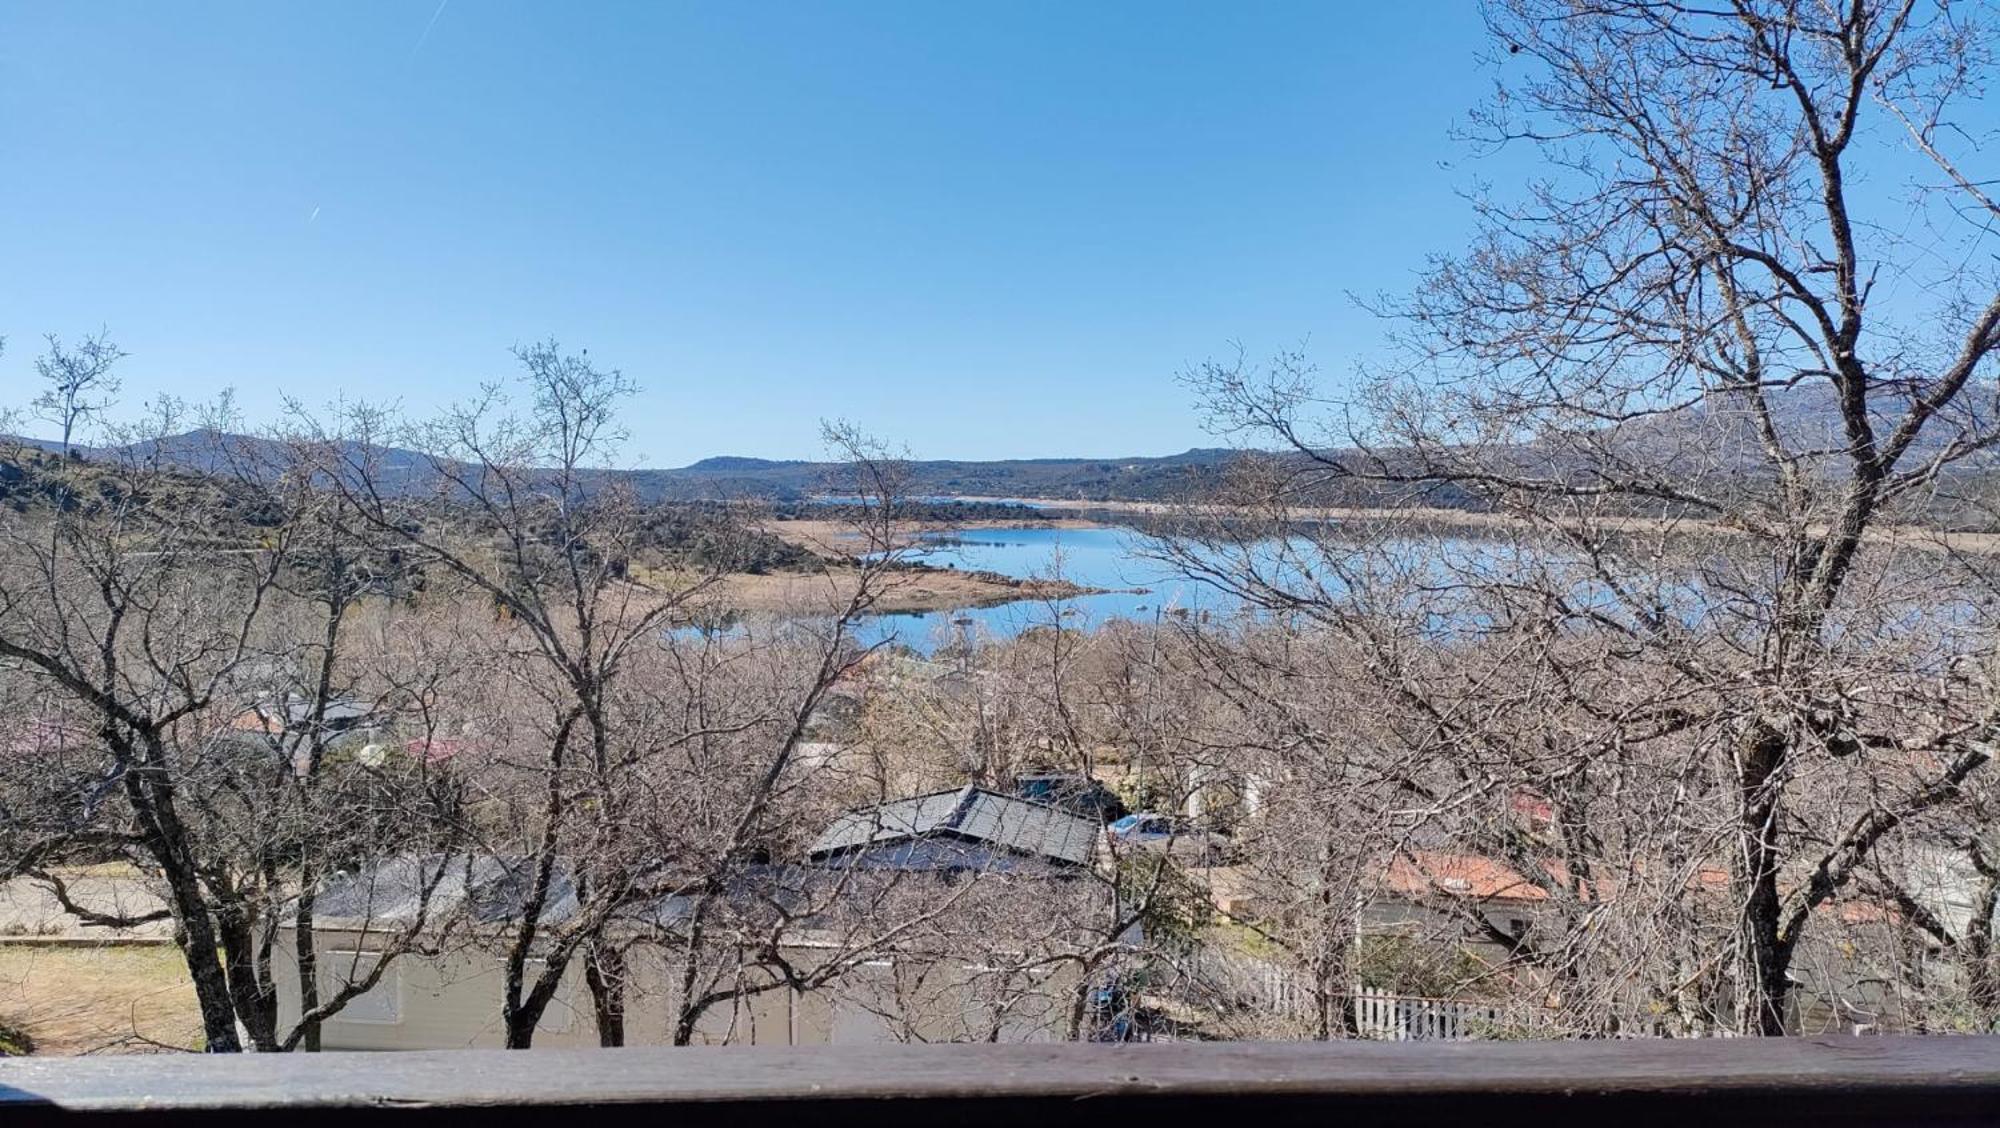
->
left=0, top=438, right=818, bottom=576
left=12, top=380, right=2000, bottom=518
left=4, top=433, right=1244, bottom=504
left=631, top=448, right=1241, bottom=502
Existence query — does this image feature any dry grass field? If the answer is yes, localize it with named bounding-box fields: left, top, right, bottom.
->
left=0, top=945, right=201, bottom=1054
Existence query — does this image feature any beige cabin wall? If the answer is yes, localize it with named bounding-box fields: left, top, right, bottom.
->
left=276, top=929, right=1074, bottom=1049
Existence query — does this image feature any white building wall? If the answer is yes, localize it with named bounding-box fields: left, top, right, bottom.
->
left=275, top=929, right=1070, bottom=1050
left=276, top=929, right=614, bottom=1050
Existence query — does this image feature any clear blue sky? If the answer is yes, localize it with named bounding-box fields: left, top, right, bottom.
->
left=0, top=1, right=1501, bottom=465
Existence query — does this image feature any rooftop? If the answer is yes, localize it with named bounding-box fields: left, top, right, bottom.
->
left=808, top=786, right=1098, bottom=867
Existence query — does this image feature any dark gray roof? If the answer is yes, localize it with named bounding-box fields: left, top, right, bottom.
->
left=285, top=695, right=376, bottom=728
left=808, top=786, right=1097, bottom=867
left=307, top=854, right=579, bottom=930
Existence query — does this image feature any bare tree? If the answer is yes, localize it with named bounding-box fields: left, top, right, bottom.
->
left=653, top=424, right=951, bottom=1045
left=304, top=341, right=707, bottom=1047
left=305, top=348, right=935, bottom=1048
left=0, top=400, right=461, bottom=1051
left=1183, top=0, right=2000, bottom=1035
left=31, top=331, right=124, bottom=456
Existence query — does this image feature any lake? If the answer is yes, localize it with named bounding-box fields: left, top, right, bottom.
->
left=848, top=520, right=1618, bottom=651
left=854, top=525, right=1238, bottom=650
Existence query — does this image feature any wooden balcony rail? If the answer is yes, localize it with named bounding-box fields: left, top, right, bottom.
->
left=1, top=1038, right=1996, bottom=1127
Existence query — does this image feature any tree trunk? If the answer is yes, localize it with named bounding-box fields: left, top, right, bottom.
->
left=294, top=886, right=321, bottom=1052
left=671, top=908, right=713, bottom=1047
left=126, top=748, right=243, bottom=1053
left=1965, top=869, right=2000, bottom=1031
left=585, top=942, right=626, bottom=1047
left=1735, top=721, right=1795, bottom=1036
left=1066, top=971, right=1093, bottom=1042
left=503, top=1009, right=540, bottom=1049
left=503, top=971, right=565, bottom=1050
left=216, top=909, right=280, bottom=1051
left=168, top=901, right=244, bottom=1053
left=1311, top=956, right=1356, bottom=1040
left=671, top=1003, right=701, bottom=1047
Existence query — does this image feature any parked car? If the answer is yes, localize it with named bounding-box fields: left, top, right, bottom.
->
left=1014, top=773, right=1127, bottom=823
left=1104, top=812, right=1231, bottom=864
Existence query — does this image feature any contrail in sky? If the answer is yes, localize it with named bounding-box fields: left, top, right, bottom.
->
left=413, top=0, right=450, bottom=54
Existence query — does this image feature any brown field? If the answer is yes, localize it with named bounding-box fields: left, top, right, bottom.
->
left=0, top=944, right=200, bottom=1054
left=694, top=565, right=1091, bottom=616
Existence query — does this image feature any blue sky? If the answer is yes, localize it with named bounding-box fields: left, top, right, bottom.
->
left=0, top=2, right=1500, bottom=464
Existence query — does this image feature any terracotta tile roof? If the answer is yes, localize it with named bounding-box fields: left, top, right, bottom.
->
left=1381, top=851, right=1550, bottom=904
left=228, top=709, right=284, bottom=734
left=404, top=737, right=471, bottom=764
left=1376, top=853, right=1735, bottom=906
left=1509, top=790, right=1555, bottom=826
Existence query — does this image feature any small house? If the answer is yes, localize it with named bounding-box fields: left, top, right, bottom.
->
left=807, top=786, right=1099, bottom=875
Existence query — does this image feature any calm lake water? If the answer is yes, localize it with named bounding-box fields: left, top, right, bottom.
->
left=854, top=526, right=1236, bottom=650
left=715, top=513, right=1771, bottom=655
left=832, top=517, right=1972, bottom=656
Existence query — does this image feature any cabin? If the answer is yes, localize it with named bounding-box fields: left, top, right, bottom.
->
left=273, top=787, right=1100, bottom=1051
left=807, top=785, right=1099, bottom=875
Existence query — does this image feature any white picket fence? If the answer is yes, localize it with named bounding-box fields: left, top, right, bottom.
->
left=1192, top=950, right=1319, bottom=1024
left=1351, top=984, right=1503, bottom=1041
left=1192, top=951, right=1504, bottom=1040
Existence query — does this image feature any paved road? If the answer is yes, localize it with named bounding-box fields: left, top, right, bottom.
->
left=0, top=871, right=171, bottom=941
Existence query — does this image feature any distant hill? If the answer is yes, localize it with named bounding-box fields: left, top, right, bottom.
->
left=12, top=381, right=1999, bottom=514
left=679, top=456, right=815, bottom=473
left=2, top=432, right=1246, bottom=504
left=630, top=448, right=1241, bottom=502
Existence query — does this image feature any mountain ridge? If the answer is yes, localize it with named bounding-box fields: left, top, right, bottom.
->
left=1, top=432, right=1243, bottom=503
left=12, top=382, right=1997, bottom=509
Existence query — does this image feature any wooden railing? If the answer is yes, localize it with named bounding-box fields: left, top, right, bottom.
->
left=1, top=1038, right=1996, bottom=1126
